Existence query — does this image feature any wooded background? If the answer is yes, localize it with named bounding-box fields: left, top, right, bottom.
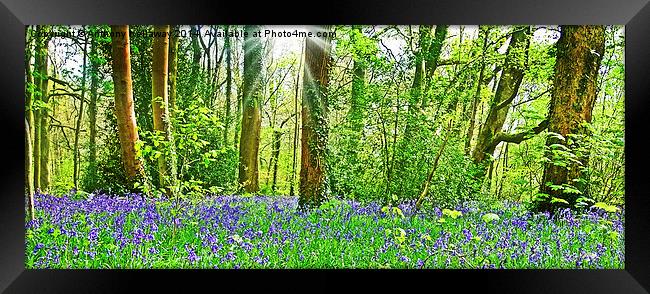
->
left=24, top=25, right=624, bottom=218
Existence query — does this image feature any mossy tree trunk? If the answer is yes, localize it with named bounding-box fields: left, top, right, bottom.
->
left=38, top=30, right=51, bottom=192
left=189, top=25, right=202, bottom=98
left=464, top=26, right=490, bottom=155
left=472, top=26, right=533, bottom=173
left=423, top=25, right=448, bottom=108
left=168, top=25, right=179, bottom=112
left=538, top=25, right=606, bottom=211
left=33, top=25, right=49, bottom=192
left=152, top=25, right=176, bottom=196
left=25, top=118, right=34, bottom=220
left=348, top=25, right=367, bottom=143
left=238, top=25, right=263, bottom=193
left=299, top=25, right=333, bottom=208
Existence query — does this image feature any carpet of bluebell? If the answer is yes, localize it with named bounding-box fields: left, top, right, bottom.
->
left=25, top=192, right=624, bottom=269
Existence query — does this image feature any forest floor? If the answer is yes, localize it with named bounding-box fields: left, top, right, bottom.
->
left=25, top=193, right=624, bottom=269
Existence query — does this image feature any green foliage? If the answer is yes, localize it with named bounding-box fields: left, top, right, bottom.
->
left=145, top=98, right=237, bottom=198
left=442, top=208, right=463, bottom=219
left=34, top=25, right=624, bottom=220
left=482, top=213, right=500, bottom=223
left=592, top=202, right=620, bottom=213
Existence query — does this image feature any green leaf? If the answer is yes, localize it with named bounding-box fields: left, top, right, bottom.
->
left=442, top=208, right=462, bottom=219
left=550, top=197, right=569, bottom=205
left=392, top=207, right=404, bottom=218
left=482, top=213, right=500, bottom=223
left=592, top=202, right=620, bottom=213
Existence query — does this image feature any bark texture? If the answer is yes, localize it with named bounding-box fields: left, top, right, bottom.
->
left=299, top=25, right=333, bottom=207
left=152, top=25, right=175, bottom=195
left=539, top=25, right=606, bottom=210
left=110, top=25, right=146, bottom=188
left=238, top=25, right=263, bottom=193
left=472, top=26, right=532, bottom=166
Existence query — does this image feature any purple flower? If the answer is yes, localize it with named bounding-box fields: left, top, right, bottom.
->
left=185, top=244, right=199, bottom=264
left=416, top=259, right=425, bottom=268
left=88, top=228, right=99, bottom=243
left=462, top=228, right=472, bottom=241
left=33, top=243, right=44, bottom=254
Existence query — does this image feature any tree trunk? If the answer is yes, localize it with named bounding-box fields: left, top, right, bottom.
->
left=25, top=29, right=35, bottom=201
left=168, top=25, right=179, bottom=112
left=238, top=25, right=263, bottom=193
left=25, top=118, right=35, bottom=221
left=110, top=25, right=146, bottom=189
left=32, top=26, right=48, bottom=191
left=189, top=25, right=202, bottom=98
left=290, top=42, right=304, bottom=197
left=223, top=25, right=233, bottom=146
left=270, top=130, right=282, bottom=193
left=465, top=26, right=490, bottom=155
left=404, top=25, right=431, bottom=138
left=73, top=35, right=88, bottom=189
left=539, top=25, right=606, bottom=210
left=423, top=25, right=448, bottom=108
left=348, top=25, right=367, bottom=138
left=472, top=26, right=531, bottom=167
left=87, top=36, right=100, bottom=184
left=299, top=25, right=333, bottom=208
left=152, top=25, right=176, bottom=196
left=39, top=34, right=51, bottom=192
left=233, top=34, right=243, bottom=151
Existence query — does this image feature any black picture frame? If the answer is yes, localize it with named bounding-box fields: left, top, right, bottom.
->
left=1, top=0, right=648, bottom=292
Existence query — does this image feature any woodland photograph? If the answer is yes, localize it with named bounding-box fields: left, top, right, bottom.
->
left=24, top=25, right=625, bottom=269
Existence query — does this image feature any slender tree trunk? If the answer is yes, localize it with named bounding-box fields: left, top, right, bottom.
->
left=110, top=25, right=146, bottom=189
left=25, top=28, right=35, bottom=200
left=33, top=26, right=47, bottom=191
left=87, top=36, right=100, bottom=184
left=465, top=26, right=490, bottom=155
left=415, top=121, right=453, bottom=211
left=152, top=25, right=176, bottom=196
left=25, top=118, right=35, bottom=221
left=238, top=25, right=263, bottom=193
left=299, top=25, right=333, bottom=208
left=270, top=130, right=282, bottom=193
left=539, top=25, right=606, bottom=211
left=348, top=25, right=367, bottom=138
left=73, top=35, right=88, bottom=189
left=404, top=27, right=427, bottom=137
left=39, top=34, right=51, bottom=192
left=223, top=25, right=232, bottom=146
left=168, top=25, right=179, bottom=112
left=233, top=34, right=243, bottom=151
left=290, top=42, right=304, bottom=197
left=189, top=25, right=202, bottom=98
left=266, top=79, right=278, bottom=188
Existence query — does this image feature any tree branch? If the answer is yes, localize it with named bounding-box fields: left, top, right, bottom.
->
left=490, top=119, right=549, bottom=149
left=512, top=88, right=551, bottom=108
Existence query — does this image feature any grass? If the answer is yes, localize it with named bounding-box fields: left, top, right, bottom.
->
left=25, top=192, right=624, bottom=269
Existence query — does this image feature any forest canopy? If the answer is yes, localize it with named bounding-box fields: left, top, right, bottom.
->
left=25, top=25, right=624, bottom=211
